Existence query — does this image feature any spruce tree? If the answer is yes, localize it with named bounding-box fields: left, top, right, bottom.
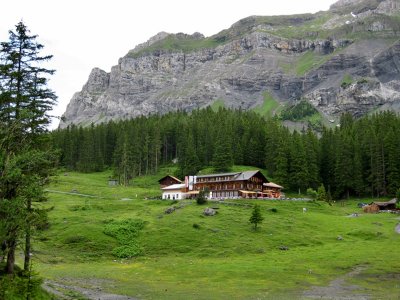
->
left=249, top=204, right=263, bottom=230
left=0, top=21, right=57, bottom=274
left=212, top=128, right=233, bottom=172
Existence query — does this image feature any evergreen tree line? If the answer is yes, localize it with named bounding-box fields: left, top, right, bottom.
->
left=52, top=108, right=400, bottom=199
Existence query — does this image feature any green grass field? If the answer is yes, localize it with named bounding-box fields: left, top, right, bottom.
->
left=252, top=92, right=282, bottom=118
left=28, top=169, right=400, bottom=299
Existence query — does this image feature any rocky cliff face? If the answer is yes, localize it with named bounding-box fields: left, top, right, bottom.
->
left=60, top=0, right=400, bottom=128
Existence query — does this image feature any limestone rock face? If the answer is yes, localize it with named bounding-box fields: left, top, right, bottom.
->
left=60, top=0, right=400, bottom=128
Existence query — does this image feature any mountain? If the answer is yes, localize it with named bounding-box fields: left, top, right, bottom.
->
left=60, top=0, right=400, bottom=128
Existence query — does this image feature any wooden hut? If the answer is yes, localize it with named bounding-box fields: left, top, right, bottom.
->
left=363, top=198, right=398, bottom=213
left=363, top=203, right=380, bottom=213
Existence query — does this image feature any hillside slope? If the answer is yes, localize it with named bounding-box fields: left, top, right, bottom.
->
left=35, top=170, right=400, bottom=299
left=60, top=0, right=400, bottom=128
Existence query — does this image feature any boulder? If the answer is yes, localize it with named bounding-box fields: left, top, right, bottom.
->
left=164, top=207, right=176, bottom=214
left=203, top=207, right=216, bottom=216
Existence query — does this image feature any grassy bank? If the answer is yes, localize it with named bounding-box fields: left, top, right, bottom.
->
left=30, top=170, right=400, bottom=299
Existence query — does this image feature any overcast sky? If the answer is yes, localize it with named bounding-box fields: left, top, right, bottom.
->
left=0, top=0, right=337, bottom=129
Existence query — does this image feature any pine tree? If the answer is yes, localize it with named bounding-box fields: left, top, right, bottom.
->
left=0, top=21, right=57, bottom=275
left=212, top=127, right=233, bottom=172
left=289, top=132, right=308, bottom=194
left=249, top=204, right=263, bottom=230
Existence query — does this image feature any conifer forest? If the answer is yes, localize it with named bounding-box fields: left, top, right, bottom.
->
left=52, top=109, right=400, bottom=199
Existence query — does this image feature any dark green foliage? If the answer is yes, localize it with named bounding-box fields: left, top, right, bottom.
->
left=196, top=189, right=208, bottom=205
left=279, top=100, right=318, bottom=121
left=0, top=21, right=57, bottom=276
left=103, top=219, right=144, bottom=258
left=212, top=127, right=233, bottom=172
left=307, top=188, right=317, bottom=199
left=0, top=269, right=50, bottom=300
left=316, top=184, right=327, bottom=202
left=249, top=204, right=264, bottom=230
left=192, top=223, right=201, bottom=229
left=52, top=106, right=400, bottom=199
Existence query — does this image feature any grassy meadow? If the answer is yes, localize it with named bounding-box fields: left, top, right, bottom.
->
left=28, top=168, right=400, bottom=299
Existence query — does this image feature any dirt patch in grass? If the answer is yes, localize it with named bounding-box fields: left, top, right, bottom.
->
left=303, top=266, right=371, bottom=299
left=43, top=279, right=137, bottom=300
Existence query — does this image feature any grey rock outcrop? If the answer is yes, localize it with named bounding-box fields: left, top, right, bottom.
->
left=60, top=0, right=400, bottom=128
left=203, top=207, right=216, bottom=216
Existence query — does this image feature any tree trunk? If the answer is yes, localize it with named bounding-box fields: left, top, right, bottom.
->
left=24, top=200, right=31, bottom=272
left=6, top=238, right=16, bottom=274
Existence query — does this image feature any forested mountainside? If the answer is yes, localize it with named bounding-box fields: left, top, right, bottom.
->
left=60, top=0, right=400, bottom=128
left=52, top=109, right=400, bottom=199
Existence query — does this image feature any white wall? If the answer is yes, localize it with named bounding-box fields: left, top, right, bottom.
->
left=162, top=191, right=185, bottom=200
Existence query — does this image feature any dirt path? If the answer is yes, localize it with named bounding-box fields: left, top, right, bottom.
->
left=303, top=266, right=371, bottom=300
left=45, top=189, right=105, bottom=199
left=43, top=279, right=137, bottom=300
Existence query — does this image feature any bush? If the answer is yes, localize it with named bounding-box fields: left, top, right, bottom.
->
left=316, top=184, right=327, bottom=202
left=196, top=190, right=208, bottom=205
left=0, top=268, right=50, bottom=300
left=112, top=244, right=142, bottom=258
left=103, top=219, right=145, bottom=258
left=396, top=188, right=400, bottom=201
left=270, top=208, right=278, bottom=213
left=193, top=223, right=201, bottom=229
left=306, top=188, right=317, bottom=199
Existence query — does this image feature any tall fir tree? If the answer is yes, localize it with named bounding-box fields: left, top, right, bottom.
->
left=0, top=21, right=57, bottom=275
left=212, top=127, right=233, bottom=172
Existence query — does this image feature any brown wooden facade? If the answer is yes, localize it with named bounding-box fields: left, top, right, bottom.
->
left=263, top=182, right=284, bottom=198
left=193, top=170, right=267, bottom=199
left=158, top=175, right=182, bottom=188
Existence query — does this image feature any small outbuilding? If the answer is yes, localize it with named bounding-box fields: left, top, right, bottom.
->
left=363, top=198, right=398, bottom=213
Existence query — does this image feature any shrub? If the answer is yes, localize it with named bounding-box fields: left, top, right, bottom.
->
left=307, top=188, right=317, bottom=199
left=270, top=208, right=278, bottom=213
left=103, top=219, right=145, bottom=258
left=316, top=184, right=327, bottom=202
left=196, top=190, right=208, bottom=205
left=193, top=223, right=201, bottom=229
left=112, top=244, right=142, bottom=258
left=396, top=188, right=400, bottom=201
left=0, top=269, right=48, bottom=300
left=64, top=235, right=89, bottom=244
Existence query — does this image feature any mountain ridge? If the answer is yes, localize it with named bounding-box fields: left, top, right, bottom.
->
left=60, top=0, right=400, bottom=128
